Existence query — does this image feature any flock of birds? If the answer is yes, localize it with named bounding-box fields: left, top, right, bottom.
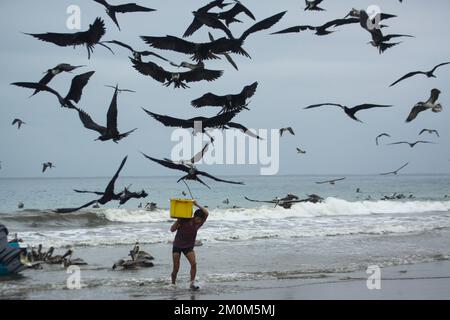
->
left=3, top=0, right=448, bottom=213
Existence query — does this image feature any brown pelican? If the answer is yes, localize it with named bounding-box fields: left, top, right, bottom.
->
left=105, top=40, right=170, bottom=62
left=280, top=127, right=295, bottom=136
left=419, top=129, right=439, bottom=138
left=191, top=82, right=258, bottom=114
left=112, top=258, right=153, bottom=270
left=305, top=0, right=325, bottom=11
left=316, top=178, right=346, bottom=185
left=380, top=162, right=409, bottom=176
left=142, top=154, right=244, bottom=189
left=54, top=156, right=128, bottom=213
left=42, top=162, right=55, bottom=173
left=129, top=242, right=154, bottom=261
left=93, top=0, right=155, bottom=31
left=74, top=85, right=137, bottom=143
left=32, top=64, right=85, bottom=96
left=304, top=103, right=392, bottom=122
left=25, top=18, right=112, bottom=59
left=390, top=62, right=450, bottom=87
left=406, top=89, right=442, bottom=123
left=376, top=133, right=391, bottom=146
left=388, top=141, right=435, bottom=148
left=44, top=248, right=73, bottom=265
left=12, top=71, right=95, bottom=109
left=130, top=58, right=223, bottom=89
left=12, top=119, right=25, bottom=129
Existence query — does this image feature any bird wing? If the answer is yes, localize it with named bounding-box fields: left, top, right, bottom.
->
left=141, top=36, right=197, bottom=55
left=65, top=71, right=95, bottom=103
left=73, top=190, right=105, bottom=196
left=383, top=34, right=414, bottom=42
left=227, top=122, right=263, bottom=139
left=203, top=111, right=240, bottom=128
left=26, top=32, right=81, bottom=47
left=241, top=82, right=258, bottom=99
left=271, top=25, right=314, bottom=35
left=77, top=109, right=107, bottom=135
left=38, top=71, right=56, bottom=87
left=223, top=2, right=256, bottom=21
left=395, top=162, right=409, bottom=172
left=12, top=119, right=20, bottom=125
left=11, top=82, right=61, bottom=99
left=199, top=0, right=229, bottom=12
left=191, top=93, right=225, bottom=108
left=196, top=170, right=244, bottom=185
left=389, top=71, right=424, bottom=87
left=93, top=0, right=109, bottom=7
left=287, top=127, right=295, bottom=135
left=190, top=143, right=210, bottom=164
left=142, top=153, right=190, bottom=173
left=241, top=11, right=287, bottom=40
left=325, top=18, right=360, bottom=29
left=244, top=196, right=277, bottom=204
left=304, top=103, right=344, bottom=109
left=113, top=3, right=155, bottom=13
left=406, top=104, right=428, bottom=123
left=54, top=200, right=98, bottom=214
left=351, top=104, right=392, bottom=114
left=142, top=108, right=193, bottom=128
left=431, top=62, right=450, bottom=73
left=103, top=156, right=128, bottom=198
left=388, top=142, right=409, bottom=146
left=106, top=40, right=134, bottom=52
left=183, top=18, right=204, bottom=38
left=180, top=68, right=223, bottom=83
left=106, top=87, right=119, bottom=135
left=130, top=58, right=170, bottom=83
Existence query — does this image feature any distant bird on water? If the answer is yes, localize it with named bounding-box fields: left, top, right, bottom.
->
left=25, top=17, right=112, bottom=59
left=390, top=62, right=450, bottom=87
left=31, top=64, right=85, bottom=96
left=12, top=71, right=95, bottom=109
left=380, top=162, right=409, bottom=176
left=74, top=85, right=137, bottom=143
left=130, top=58, right=223, bottom=89
left=12, top=119, right=25, bottom=130
left=376, top=133, right=391, bottom=146
left=305, top=0, right=325, bottom=11
left=406, top=89, right=442, bottom=123
left=419, top=129, right=439, bottom=138
left=93, top=0, right=155, bottom=31
left=191, top=82, right=258, bottom=114
left=280, top=127, right=295, bottom=137
left=55, top=156, right=128, bottom=213
left=42, top=162, right=55, bottom=173
left=388, top=141, right=435, bottom=148
left=304, top=103, right=392, bottom=122
left=316, top=178, right=346, bottom=185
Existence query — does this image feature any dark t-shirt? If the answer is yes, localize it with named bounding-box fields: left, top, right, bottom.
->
left=173, top=217, right=206, bottom=249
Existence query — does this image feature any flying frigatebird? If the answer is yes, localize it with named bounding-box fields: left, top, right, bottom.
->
left=93, top=0, right=155, bottom=31
left=304, top=102, right=392, bottom=122
left=12, top=71, right=95, bottom=109
left=390, top=62, right=450, bottom=87
left=25, top=17, right=112, bottom=59
left=55, top=156, right=128, bottom=213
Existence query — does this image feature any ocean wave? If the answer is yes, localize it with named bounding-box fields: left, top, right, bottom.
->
left=3, top=198, right=450, bottom=227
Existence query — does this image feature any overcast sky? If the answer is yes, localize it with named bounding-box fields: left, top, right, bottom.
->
left=1, top=0, right=450, bottom=178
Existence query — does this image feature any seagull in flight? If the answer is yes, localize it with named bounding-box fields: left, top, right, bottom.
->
left=406, top=89, right=442, bottom=123
left=419, top=129, right=439, bottom=138
left=376, top=133, right=391, bottom=146
left=12, top=119, right=26, bottom=130
left=316, top=178, right=346, bottom=185
left=380, top=162, right=409, bottom=176
left=304, top=103, right=392, bottom=122
left=280, top=127, right=295, bottom=137
left=390, top=62, right=450, bottom=87
left=388, top=141, right=435, bottom=148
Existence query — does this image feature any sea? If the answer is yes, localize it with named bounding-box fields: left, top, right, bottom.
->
left=1, top=174, right=450, bottom=299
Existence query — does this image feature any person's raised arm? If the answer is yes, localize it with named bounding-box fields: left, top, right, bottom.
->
left=193, top=200, right=209, bottom=219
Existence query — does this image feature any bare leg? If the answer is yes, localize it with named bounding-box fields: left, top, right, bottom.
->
left=185, top=251, right=198, bottom=289
left=171, top=252, right=181, bottom=285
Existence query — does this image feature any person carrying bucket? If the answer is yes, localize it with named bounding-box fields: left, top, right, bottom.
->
left=170, top=200, right=208, bottom=290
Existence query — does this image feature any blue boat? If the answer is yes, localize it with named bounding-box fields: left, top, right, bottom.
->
left=0, top=224, right=27, bottom=276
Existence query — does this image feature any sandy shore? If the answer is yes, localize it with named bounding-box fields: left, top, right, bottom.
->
left=179, top=261, right=450, bottom=300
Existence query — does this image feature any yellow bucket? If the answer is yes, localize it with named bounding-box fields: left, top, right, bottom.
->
left=170, top=199, right=194, bottom=219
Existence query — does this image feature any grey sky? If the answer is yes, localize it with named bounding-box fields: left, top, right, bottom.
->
left=1, top=0, right=450, bottom=178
